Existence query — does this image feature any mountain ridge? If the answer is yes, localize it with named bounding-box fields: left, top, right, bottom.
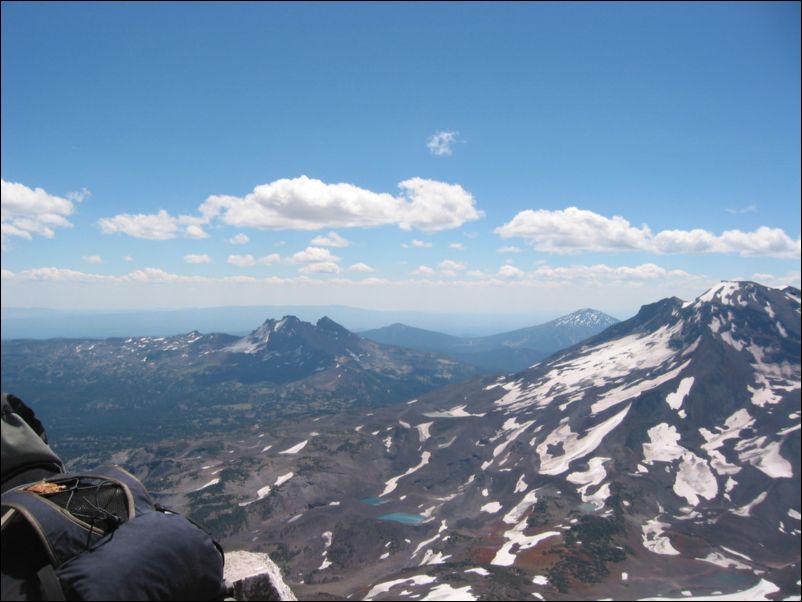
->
left=360, top=308, right=619, bottom=372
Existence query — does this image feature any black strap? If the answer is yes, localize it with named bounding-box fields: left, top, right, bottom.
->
left=37, top=565, right=66, bottom=601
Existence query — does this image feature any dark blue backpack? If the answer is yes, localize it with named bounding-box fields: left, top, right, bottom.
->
left=1, top=465, right=227, bottom=601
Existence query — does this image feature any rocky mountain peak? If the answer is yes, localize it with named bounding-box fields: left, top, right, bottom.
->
left=554, top=308, right=618, bottom=328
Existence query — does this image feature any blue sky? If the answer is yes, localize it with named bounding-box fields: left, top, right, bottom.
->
left=2, top=2, right=800, bottom=318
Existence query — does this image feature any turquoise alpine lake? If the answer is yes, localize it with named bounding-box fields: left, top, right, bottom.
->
left=377, top=513, right=426, bottom=525
left=360, top=497, right=389, bottom=506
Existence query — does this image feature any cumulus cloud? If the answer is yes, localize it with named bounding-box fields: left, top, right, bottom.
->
left=497, top=207, right=800, bottom=258
left=98, top=210, right=208, bottom=240
left=348, top=262, right=375, bottom=273
left=122, top=255, right=134, bottom=262
left=718, top=227, right=801, bottom=258
left=438, top=259, right=466, bottom=272
left=496, top=207, right=651, bottom=253
left=184, top=254, right=212, bottom=264
left=497, top=245, right=523, bottom=253
left=66, top=188, right=91, bottom=203
left=426, top=131, right=459, bottom=156
left=2, top=267, right=106, bottom=282
left=82, top=255, right=103, bottom=264
left=227, top=233, right=250, bottom=245
left=411, top=260, right=467, bottom=278
left=437, top=262, right=465, bottom=277
left=99, top=209, right=179, bottom=240
left=449, top=242, right=464, bottom=250
left=402, top=239, right=433, bottom=249
left=289, top=246, right=341, bottom=263
left=184, top=224, right=209, bottom=239
left=227, top=253, right=280, bottom=267
left=98, top=176, right=482, bottom=238
left=258, top=253, right=281, bottom=265
left=199, top=176, right=482, bottom=232
left=531, top=263, right=691, bottom=282
left=498, top=265, right=525, bottom=278
left=310, top=231, right=350, bottom=247
left=299, top=261, right=341, bottom=274
left=1, top=179, right=75, bottom=242
left=227, top=254, right=256, bottom=267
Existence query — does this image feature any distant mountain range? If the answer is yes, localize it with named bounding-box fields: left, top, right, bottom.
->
left=360, top=308, right=619, bottom=371
left=102, top=281, right=801, bottom=601
left=1, top=309, right=619, bottom=452
left=0, top=315, right=481, bottom=455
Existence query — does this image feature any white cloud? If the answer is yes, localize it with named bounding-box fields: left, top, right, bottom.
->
left=82, top=255, right=103, bottom=264
left=496, top=207, right=651, bottom=253
left=299, top=261, right=341, bottom=274
left=99, top=209, right=179, bottom=240
left=310, top=231, right=350, bottom=247
left=227, top=233, right=250, bottom=245
left=498, top=265, right=525, bottom=278
left=497, top=207, right=801, bottom=258
left=449, top=242, right=464, bottom=250
left=497, top=245, right=523, bottom=253
left=653, top=226, right=801, bottom=258
left=348, top=262, right=376, bottom=273
left=1, top=180, right=75, bottom=241
left=402, top=239, right=433, bottom=249
left=258, top=253, right=281, bottom=265
left=184, top=254, right=212, bottom=264
left=726, top=204, right=757, bottom=215
left=438, top=259, right=466, bottom=272
left=718, top=227, right=801, bottom=259
left=748, top=271, right=801, bottom=289
left=98, top=211, right=208, bottom=240
left=652, top=229, right=722, bottom=254
left=120, top=267, right=207, bottom=283
left=66, top=187, right=91, bottom=203
left=122, top=255, right=134, bottom=262
left=183, top=224, right=209, bottom=239
left=411, top=260, right=466, bottom=278
left=227, top=254, right=256, bottom=267
left=426, top=131, right=459, bottom=156
left=225, top=253, right=280, bottom=267
left=2, top=267, right=106, bottom=282
left=290, top=246, right=341, bottom=263
left=531, top=263, right=691, bottom=282
left=199, top=175, right=482, bottom=232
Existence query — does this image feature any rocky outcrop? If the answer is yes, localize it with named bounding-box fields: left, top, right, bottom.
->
left=224, top=551, right=297, bottom=601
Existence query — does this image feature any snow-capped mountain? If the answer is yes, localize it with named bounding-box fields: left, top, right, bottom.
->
left=360, top=308, right=620, bottom=372
left=130, top=281, right=800, bottom=601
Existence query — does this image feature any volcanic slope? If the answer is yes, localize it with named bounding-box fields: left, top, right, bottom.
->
left=129, top=281, right=801, bottom=601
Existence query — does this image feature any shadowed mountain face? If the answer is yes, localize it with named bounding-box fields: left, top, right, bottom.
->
left=99, top=282, right=800, bottom=601
left=360, top=308, right=619, bottom=372
left=0, top=316, right=481, bottom=456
